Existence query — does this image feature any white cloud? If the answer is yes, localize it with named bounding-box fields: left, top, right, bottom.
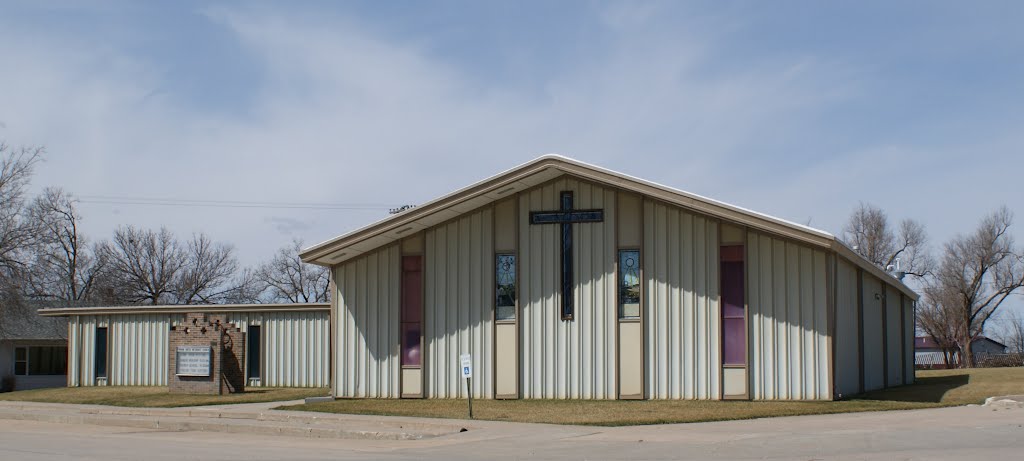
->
left=1, top=1, right=1018, bottom=297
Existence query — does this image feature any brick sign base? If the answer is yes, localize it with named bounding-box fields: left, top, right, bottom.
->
left=169, top=313, right=245, bottom=395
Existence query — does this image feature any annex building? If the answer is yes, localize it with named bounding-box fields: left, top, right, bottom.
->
left=301, top=155, right=918, bottom=401
left=39, top=303, right=329, bottom=389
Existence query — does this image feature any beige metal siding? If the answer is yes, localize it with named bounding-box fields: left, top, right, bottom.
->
left=643, top=200, right=720, bottom=400
left=885, top=285, right=903, bottom=386
left=747, top=232, right=830, bottom=400
left=833, top=258, right=860, bottom=397
left=334, top=245, right=401, bottom=398
left=520, top=177, right=617, bottom=399
left=68, top=316, right=85, bottom=386
left=109, top=314, right=169, bottom=386
left=903, top=296, right=915, bottom=385
left=63, top=308, right=328, bottom=389
left=424, top=208, right=494, bottom=399
left=861, top=273, right=885, bottom=391
left=227, top=311, right=330, bottom=387
left=69, top=316, right=96, bottom=386
left=643, top=201, right=724, bottom=399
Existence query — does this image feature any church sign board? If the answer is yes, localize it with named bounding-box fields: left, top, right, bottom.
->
left=175, top=345, right=212, bottom=377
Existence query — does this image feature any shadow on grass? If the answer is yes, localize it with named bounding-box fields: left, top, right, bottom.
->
left=854, top=373, right=970, bottom=403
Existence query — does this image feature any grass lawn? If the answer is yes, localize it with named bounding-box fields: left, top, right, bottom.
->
left=278, top=368, right=1024, bottom=426
left=0, top=386, right=329, bottom=408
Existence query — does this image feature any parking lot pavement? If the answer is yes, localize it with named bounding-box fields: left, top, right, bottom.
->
left=0, top=403, right=1022, bottom=460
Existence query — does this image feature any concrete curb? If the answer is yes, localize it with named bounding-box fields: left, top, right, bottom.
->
left=0, top=402, right=466, bottom=440
left=983, top=395, right=1024, bottom=408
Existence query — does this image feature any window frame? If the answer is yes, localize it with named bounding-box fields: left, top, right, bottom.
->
left=14, top=346, right=28, bottom=376
left=246, top=325, right=262, bottom=380
left=720, top=245, right=746, bottom=367
left=15, top=346, right=68, bottom=376
left=400, top=255, right=423, bottom=368
left=95, top=327, right=109, bottom=379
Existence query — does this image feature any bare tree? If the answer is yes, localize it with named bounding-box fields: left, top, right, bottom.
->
left=0, top=143, right=42, bottom=277
left=917, top=285, right=964, bottom=367
left=174, top=233, right=239, bottom=304
left=99, top=226, right=185, bottom=305
left=995, top=310, right=1024, bottom=355
left=220, top=268, right=266, bottom=304
left=24, top=188, right=108, bottom=306
left=256, top=239, right=330, bottom=303
left=842, top=203, right=931, bottom=279
left=928, top=206, right=1024, bottom=368
left=0, top=144, right=42, bottom=336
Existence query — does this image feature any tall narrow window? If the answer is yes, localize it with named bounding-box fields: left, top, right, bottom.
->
left=401, top=255, right=423, bottom=367
left=247, top=325, right=261, bottom=380
left=95, top=327, right=108, bottom=379
left=721, top=245, right=746, bottom=366
left=618, top=250, right=641, bottom=319
left=496, top=254, right=516, bottom=321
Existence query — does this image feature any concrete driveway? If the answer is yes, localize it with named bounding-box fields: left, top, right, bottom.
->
left=0, top=401, right=1021, bottom=460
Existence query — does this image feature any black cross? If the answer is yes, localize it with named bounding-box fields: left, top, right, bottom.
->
left=529, top=191, right=604, bottom=320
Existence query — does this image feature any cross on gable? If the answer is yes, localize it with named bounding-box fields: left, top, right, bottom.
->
left=529, top=191, right=605, bottom=320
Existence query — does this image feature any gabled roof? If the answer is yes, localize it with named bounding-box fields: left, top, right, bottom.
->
left=0, top=315, right=66, bottom=341
left=301, top=155, right=918, bottom=300
left=915, top=335, right=1008, bottom=350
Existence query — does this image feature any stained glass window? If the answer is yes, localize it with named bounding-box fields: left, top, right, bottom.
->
left=495, top=254, right=516, bottom=321
left=619, top=250, right=641, bottom=319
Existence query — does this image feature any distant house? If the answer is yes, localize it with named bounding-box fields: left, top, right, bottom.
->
left=915, top=336, right=1007, bottom=369
left=0, top=315, right=68, bottom=391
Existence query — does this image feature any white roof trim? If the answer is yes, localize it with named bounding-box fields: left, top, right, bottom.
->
left=38, top=303, right=330, bottom=317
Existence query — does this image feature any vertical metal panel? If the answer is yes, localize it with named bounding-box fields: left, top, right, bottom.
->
left=813, top=250, right=829, bottom=399
left=519, top=177, right=617, bottom=399
left=861, top=274, right=885, bottom=391
left=237, top=310, right=330, bottom=388
left=424, top=207, right=494, bottom=398
left=747, top=232, right=831, bottom=400
left=903, top=296, right=915, bottom=385
left=833, top=258, right=860, bottom=397
left=107, top=314, right=169, bottom=386
left=885, top=285, right=903, bottom=386
left=67, top=316, right=80, bottom=386
left=334, top=244, right=401, bottom=397
left=80, top=316, right=96, bottom=386
left=644, top=200, right=719, bottom=400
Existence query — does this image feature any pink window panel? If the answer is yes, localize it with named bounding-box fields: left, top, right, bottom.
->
left=721, top=246, right=746, bottom=366
left=401, top=255, right=422, bottom=367
left=401, top=323, right=421, bottom=366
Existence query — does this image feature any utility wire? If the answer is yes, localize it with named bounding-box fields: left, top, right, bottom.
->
left=77, top=195, right=395, bottom=211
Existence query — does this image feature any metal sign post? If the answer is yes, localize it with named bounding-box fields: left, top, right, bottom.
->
left=460, top=353, right=473, bottom=419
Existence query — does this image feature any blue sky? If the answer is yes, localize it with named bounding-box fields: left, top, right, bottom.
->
left=1, top=1, right=1022, bottom=314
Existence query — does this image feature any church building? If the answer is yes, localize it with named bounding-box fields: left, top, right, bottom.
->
left=301, top=156, right=917, bottom=400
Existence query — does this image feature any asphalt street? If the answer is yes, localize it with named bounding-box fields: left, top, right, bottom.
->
left=0, top=403, right=1021, bottom=460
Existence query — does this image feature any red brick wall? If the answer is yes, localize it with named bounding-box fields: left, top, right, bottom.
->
left=168, top=313, right=245, bottom=395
